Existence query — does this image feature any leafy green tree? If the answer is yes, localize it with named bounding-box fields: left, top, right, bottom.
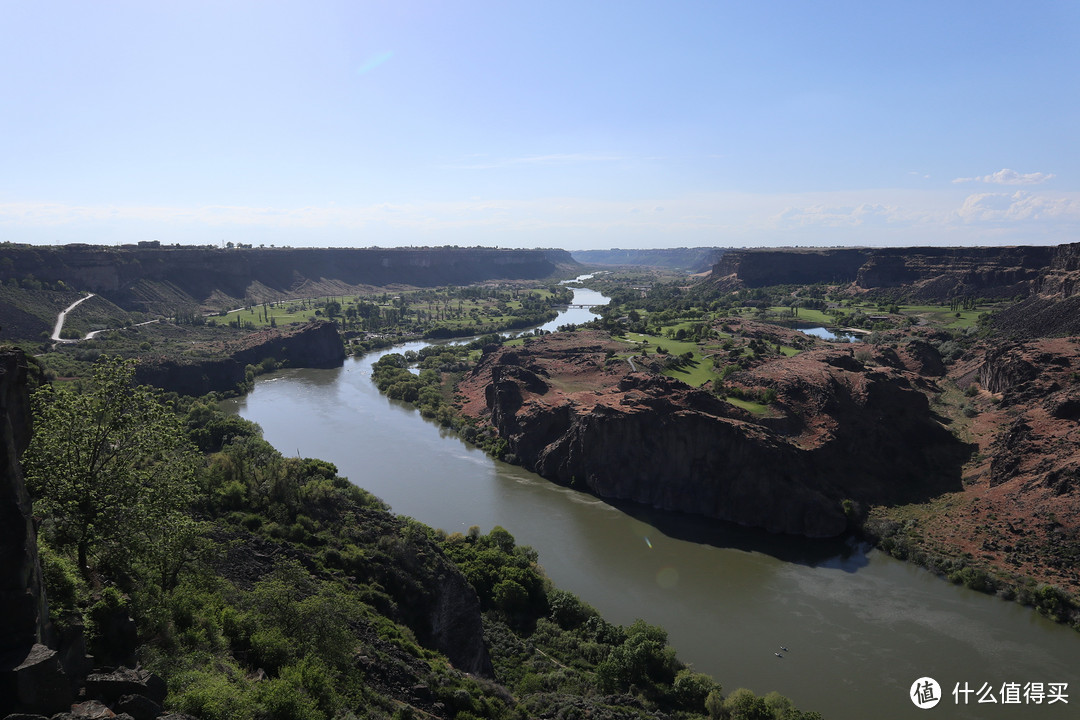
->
left=724, top=688, right=771, bottom=720
left=24, top=356, right=199, bottom=579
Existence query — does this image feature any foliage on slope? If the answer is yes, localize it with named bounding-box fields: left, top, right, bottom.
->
left=24, top=356, right=821, bottom=719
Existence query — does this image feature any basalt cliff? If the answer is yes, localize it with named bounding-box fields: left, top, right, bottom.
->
left=711, top=245, right=1055, bottom=300
left=992, top=242, right=1080, bottom=337
left=134, top=319, right=345, bottom=396
left=0, top=244, right=576, bottom=313
left=458, top=331, right=968, bottom=538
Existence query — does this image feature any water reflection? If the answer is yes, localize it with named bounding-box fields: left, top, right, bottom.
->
left=798, top=325, right=865, bottom=342
left=611, top=501, right=869, bottom=570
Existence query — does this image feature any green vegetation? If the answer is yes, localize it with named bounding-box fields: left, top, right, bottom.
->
left=218, top=286, right=571, bottom=340
left=24, top=356, right=199, bottom=577
left=6, top=281, right=572, bottom=386
left=27, top=356, right=821, bottom=718
left=370, top=335, right=519, bottom=459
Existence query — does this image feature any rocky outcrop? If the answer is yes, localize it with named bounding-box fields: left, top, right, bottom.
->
left=711, top=245, right=1055, bottom=300
left=460, top=333, right=967, bottom=538
left=978, top=344, right=1039, bottom=396
left=0, top=245, right=576, bottom=312
left=230, top=320, right=345, bottom=369
left=134, top=320, right=345, bottom=396
left=134, top=358, right=245, bottom=398
left=973, top=338, right=1080, bottom=493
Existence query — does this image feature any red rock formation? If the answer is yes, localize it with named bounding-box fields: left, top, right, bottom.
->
left=459, top=332, right=966, bottom=538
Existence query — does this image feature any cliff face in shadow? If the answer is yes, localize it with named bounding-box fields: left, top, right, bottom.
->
left=712, top=245, right=1055, bottom=300
left=458, top=332, right=968, bottom=538
left=134, top=320, right=345, bottom=396
left=0, top=349, right=85, bottom=714
left=993, top=242, right=1080, bottom=337
left=712, top=248, right=871, bottom=288
left=0, top=245, right=576, bottom=312
left=0, top=350, right=47, bottom=657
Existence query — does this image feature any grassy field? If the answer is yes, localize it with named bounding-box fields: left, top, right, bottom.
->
left=836, top=300, right=1010, bottom=330
left=218, top=300, right=324, bottom=328
left=216, top=289, right=562, bottom=333
left=766, top=306, right=832, bottom=324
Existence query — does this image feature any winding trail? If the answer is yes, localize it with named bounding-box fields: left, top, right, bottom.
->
left=51, top=293, right=96, bottom=343
left=50, top=292, right=160, bottom=343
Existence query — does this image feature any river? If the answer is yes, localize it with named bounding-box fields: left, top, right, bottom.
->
left=222, top=286, right=1078, bottom=720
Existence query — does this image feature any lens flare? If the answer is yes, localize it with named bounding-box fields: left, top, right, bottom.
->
left=656, top=566, right=679, bottom=589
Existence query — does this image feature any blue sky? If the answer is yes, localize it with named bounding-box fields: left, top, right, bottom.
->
left=2, top=1, right=1078, bottom=249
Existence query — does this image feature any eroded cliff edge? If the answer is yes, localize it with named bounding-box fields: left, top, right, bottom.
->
left=458, top=331, right=969, bottom=538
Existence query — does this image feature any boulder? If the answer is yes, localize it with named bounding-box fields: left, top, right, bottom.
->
left=0, top=644, right=74, bottom=716
left=82, top=668, right=166, bottom=706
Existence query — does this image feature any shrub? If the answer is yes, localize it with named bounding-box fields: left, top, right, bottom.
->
left=250, top=626, right=294, bottom=673
left=255, top=670, right=324, bottom=720
left=170, top=669, right=253, bottom=720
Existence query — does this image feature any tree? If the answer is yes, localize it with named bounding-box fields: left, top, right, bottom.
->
left=723, top=688, right=771, bottom=720
left=24, top=356, right=199, bottom=579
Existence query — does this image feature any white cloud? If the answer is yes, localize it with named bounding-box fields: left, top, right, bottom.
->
left=952, top=168, right=1055, bottom=185
left=954, top=191, right=1080, bottom=223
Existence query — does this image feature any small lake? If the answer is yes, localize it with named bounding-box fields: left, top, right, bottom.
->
left=799, top=325, right=865, bottom=342
left=222, top=288, right=1078, bottom=720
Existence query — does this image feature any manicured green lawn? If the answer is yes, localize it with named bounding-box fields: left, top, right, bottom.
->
left=724, top=397, right=769, bottom=415
left=662, top=357, right=717, bottom=387
left=621, top=332, right=700, bottom=356
left=617, top=332, right=721, bottom=388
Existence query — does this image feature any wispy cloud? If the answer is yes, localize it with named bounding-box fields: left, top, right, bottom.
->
left=440, top=154, right=624, bottom=170
left=952, top=168, right=1055, bottom=185
left=3, top=188, right=1078, bottom=248
left=772, top=202, right=922, bottom=228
